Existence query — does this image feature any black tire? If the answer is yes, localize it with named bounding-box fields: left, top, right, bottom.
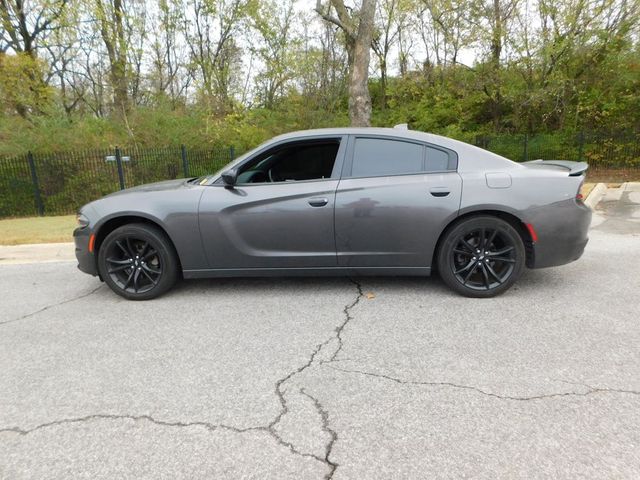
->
left=98, top=223, right=179, bottom=300
left=437, top=216, right=525, bottom=298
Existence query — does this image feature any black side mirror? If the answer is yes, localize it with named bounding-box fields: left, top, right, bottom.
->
left=221, top=168, right=238, bottom=188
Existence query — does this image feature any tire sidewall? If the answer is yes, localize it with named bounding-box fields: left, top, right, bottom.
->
left=437, top=216, right=525, bottom=298
left=98, top=224, right=178, bottom=300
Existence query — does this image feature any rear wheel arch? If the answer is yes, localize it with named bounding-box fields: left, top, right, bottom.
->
left=94, top=215, right=183, bottom=273
left=432, top=210, right=533, bottom=271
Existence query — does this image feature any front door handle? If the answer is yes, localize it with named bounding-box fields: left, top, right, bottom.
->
left=308, top=197, right=329, bottom=207
left=430, top=187, right=450, bottom=197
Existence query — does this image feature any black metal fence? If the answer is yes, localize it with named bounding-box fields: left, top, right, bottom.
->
left=473, top=131, right=640, bottom=169
left=1, top=131, right=639, bottom=219
left=0, top=145, right=236, bottom=218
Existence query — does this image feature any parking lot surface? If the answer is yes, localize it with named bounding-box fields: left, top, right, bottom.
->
left=1, top=185, right=639, bottom=479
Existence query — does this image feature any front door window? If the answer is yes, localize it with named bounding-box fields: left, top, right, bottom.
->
left=235, top=139, right=341, bottom=184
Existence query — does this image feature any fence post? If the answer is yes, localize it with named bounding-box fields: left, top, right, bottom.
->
left=27, top=151, right=44, bottom=216
left=577, top=131, right=585, bottom=162
left=229, top=146, right=235, bottom=160
left=181, top=144, right=189, bottom=177
left=115, top=146, right=125, bottom=190
left=523, top=134, right=529, bottom=162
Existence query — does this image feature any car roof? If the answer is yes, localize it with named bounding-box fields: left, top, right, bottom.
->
left=273, top=127, right=442, bottom=143
left=226, top=127, right=521, bottom=176
left=270, top=127, right=484, bottom=155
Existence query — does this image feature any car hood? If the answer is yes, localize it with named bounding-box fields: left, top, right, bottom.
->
left=104, top=178, right=192, bottom=197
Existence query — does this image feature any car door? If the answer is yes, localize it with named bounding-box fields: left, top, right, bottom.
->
left=198, top=136, right=346, bottom=270
left=334, top=135, right=462, bottom=268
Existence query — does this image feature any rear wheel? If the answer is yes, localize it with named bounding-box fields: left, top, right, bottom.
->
left=98, top=223, right=179, bottom=300
left=437, top=216, right=525, bottom=298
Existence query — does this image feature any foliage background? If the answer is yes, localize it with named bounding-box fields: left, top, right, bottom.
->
left=0, top=0, right=638, bottom=157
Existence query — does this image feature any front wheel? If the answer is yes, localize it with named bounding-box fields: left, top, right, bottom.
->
left=98, top=223, right=179, bottom=300
left=437, top=216, right=525, bottom=298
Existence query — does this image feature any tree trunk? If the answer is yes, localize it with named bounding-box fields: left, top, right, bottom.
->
left=348, top=0, right=376, bottom=127
left=378, top=55, right=387, bottom=109
left=316, top=0, right=377, bottom=127
left=490, top=0, right=502, bottom=130
left=112, top=61, right=129, bottom=117
left=96, top=0, right=129, bottom=118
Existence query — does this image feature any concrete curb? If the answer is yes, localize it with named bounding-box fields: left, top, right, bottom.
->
left=0, top=242, right=75, bottom=265
left=584, top=182, right=607, bottom=210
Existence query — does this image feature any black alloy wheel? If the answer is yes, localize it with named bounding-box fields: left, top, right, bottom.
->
left=98, top=223, right=179, bottom=300
left=437, top=216, right=525, bottom=298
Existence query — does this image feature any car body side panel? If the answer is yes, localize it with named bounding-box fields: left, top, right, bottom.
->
left=87, top=180, right=208, bottom=270
left=181, top=266, right=431, bottom=279
left=195, top=134, right=349, bottom=269
left=197, top=181, right=340, bottom=268
left=335, top=172, right=462, bottom=267
left=459, top=170, right=591, bottom=268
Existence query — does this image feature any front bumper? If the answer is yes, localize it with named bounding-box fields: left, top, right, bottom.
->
left=529, top=199, right=592, bottom=269
left=73, top=226, right=98, bottom=276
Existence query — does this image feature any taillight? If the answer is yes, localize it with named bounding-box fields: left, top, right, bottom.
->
left=576, top=179, right=585, bottom=203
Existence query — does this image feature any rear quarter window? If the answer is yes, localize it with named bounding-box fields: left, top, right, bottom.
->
left=426, top=146, right=451, bottom=172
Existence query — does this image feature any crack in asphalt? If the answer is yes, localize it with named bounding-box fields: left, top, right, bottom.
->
left=264, top=277, right=362, bottom=476
left=0, top=414, right=324, bottom=465
left=301, top=389, right=339, bottom=480
left=0, top=284, right=104, bottom=326
left=0, top=278, right=364, bottom=477
left=329, top=279, right=363, bottom=363
left=0, top=413, right=222, bottom=436
left=327, top=365, right=640, bottom=401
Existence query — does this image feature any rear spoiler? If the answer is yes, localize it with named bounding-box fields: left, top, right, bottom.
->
left=523, top=159, right=588, bottom=176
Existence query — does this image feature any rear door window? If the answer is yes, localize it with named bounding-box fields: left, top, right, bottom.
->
left=350, top=138, right=423, bottom=178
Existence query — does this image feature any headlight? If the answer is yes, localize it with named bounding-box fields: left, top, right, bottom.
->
left=76, top=213, right=89, bottom=228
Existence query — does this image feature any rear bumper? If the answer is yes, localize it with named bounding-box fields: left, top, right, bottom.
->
left=529, top=200, right=592, bottom=269
left=531, top=236, right=589, bottom=268
left=74, top=226, right=98, bottom=276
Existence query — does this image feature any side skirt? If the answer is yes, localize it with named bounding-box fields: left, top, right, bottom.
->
left=182, top=266, right=432, bottom=279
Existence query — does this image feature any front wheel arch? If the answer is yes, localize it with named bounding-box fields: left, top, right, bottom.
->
left=432, top=210, right=533, bottom=273
left=97, top=222, right=180, bottom=300
left=93, top=215, right=183, bottom=275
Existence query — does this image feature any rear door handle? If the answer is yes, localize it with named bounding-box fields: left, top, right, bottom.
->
left=308, top=197, right=329, bottom=207
left=430, top=187, right=450, bottom=197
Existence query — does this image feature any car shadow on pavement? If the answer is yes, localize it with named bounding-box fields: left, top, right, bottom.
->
left=163, top=268, right=559, bottom=300
left=168, top=274, right=445, bottom=296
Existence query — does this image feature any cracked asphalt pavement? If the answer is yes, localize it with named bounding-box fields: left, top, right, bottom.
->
left=1, top=185, right=639, bottom=479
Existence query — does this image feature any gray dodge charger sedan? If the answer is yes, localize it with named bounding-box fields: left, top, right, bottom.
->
left=74, top=127, right=591, bottom=300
